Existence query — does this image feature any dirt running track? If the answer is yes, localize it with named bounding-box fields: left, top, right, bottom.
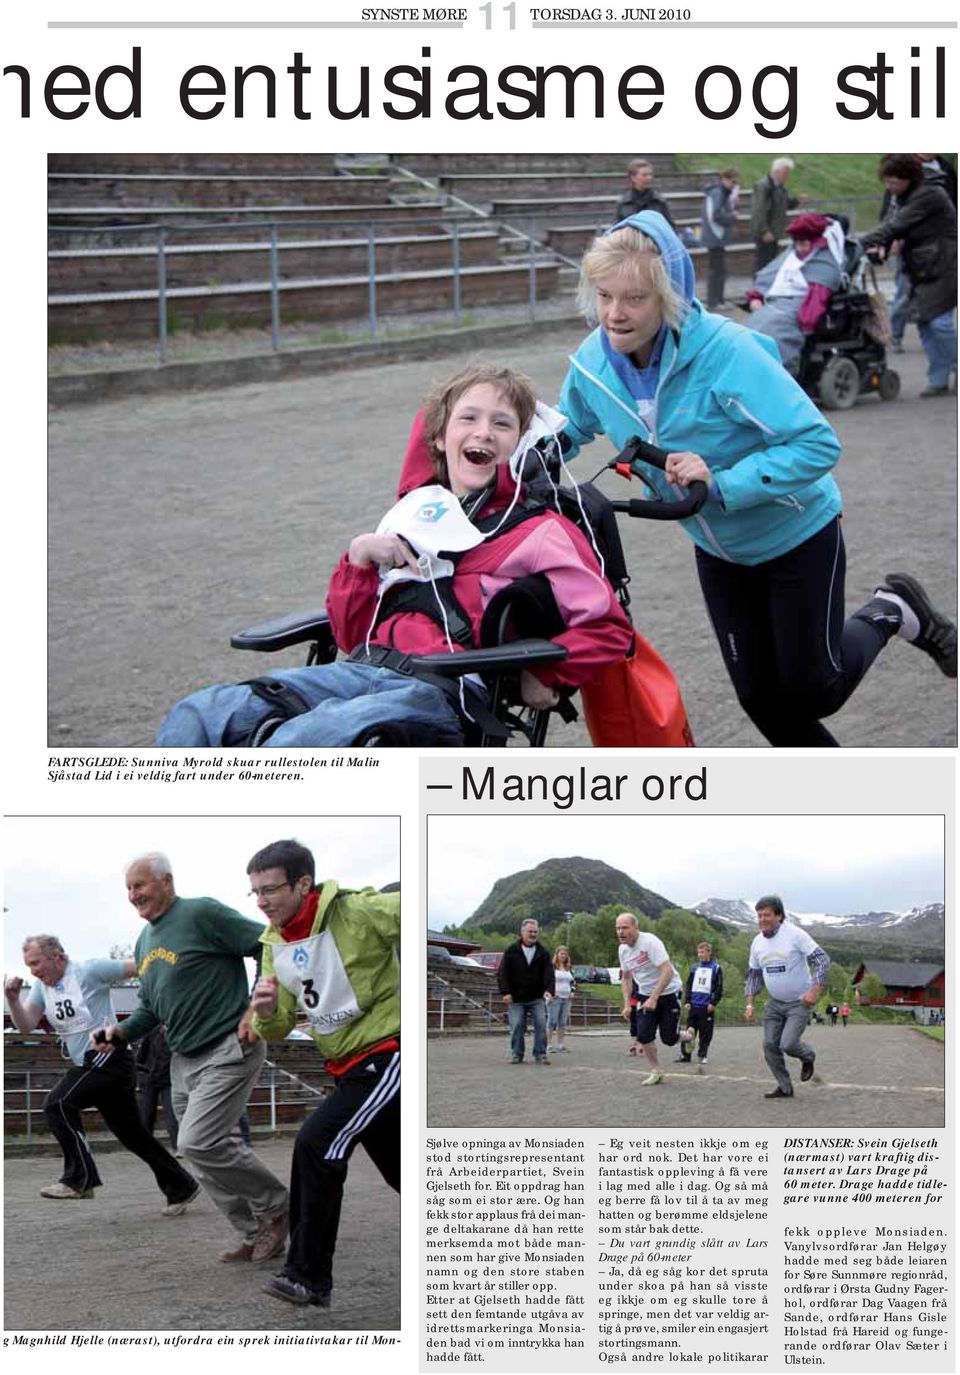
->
left=48, top=334, right=956, bottom=746
left=426, top=1025, right=944, bottom=1129
left=4, top=1141, right=398, bottom=1331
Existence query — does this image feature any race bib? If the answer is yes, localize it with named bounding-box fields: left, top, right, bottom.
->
left=272, top=931, right=362, bottom=1035
left=691, top=966, right=713, bottom=996
left=41, top=967, right=96, bottom=1037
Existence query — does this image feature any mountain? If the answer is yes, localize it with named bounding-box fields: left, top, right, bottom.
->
left=693, top=898, right=944, bottom=959
left=463, top=857, right=678, bottom=936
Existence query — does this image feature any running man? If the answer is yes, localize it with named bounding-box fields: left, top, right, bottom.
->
left=745, top=895, right=830, bottom=1099
left=616, top=912, right=691, bottom=1086
left=93, top=852, right=289, bottom=1262
left=5, top=935, right=198, bottom=1210
left=678, top=941, right=724, bottom=1066
left=249, top=839, right=400, bottom=1308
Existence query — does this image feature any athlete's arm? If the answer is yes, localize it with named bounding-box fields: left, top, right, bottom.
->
left=122, top=958, right=137, bottom=979
left=743, top=967, right=764, bottom=1021
left=620, top=970, right=633, bottom=1021
left=800, top=945, right=830, bottom=1007
left=4, top=977, right=44, bottom=1034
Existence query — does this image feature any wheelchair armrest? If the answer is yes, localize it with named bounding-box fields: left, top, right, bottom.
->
left=231, top=608, right=333, bottom=653
left=408, top=639, right=568, bottom=678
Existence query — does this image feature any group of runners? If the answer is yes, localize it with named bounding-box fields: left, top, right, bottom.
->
left=5, top=841, right=399, bottom=1310
left=503, top=898, right=830, bottom=1099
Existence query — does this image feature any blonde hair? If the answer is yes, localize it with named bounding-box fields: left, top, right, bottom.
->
left=553, top=946, right=572, bottom=969
left=421, top=364, right=537, bottom=484
left=576, top=226, right=687, bottom=332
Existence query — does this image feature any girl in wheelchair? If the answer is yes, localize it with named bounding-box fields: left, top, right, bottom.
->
left=156, top=364, right=632, bottom=747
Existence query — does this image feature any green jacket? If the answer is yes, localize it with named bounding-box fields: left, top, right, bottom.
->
left=252, top=880, right=399, bottom=1062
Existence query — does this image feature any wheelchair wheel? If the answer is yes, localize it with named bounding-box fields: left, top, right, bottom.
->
left=877, top=368, right=901, bottom=401
left=818, top=356, right=861, bottom=410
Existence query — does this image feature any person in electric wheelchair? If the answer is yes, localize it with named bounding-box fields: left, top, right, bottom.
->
left=156, top=364, right=633, bottom=747
left=745, top=212, right=899, bottom=408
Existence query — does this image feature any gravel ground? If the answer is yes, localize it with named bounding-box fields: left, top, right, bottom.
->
left=4, top=1140, right=399, bottom=1332
left=48, top=328, right=956, bottom=747
left=426, top=1024, right=945, bottom=1129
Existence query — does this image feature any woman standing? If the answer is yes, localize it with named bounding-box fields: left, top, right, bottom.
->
left=547, top=947, right=576, bottom=1054
left=558, top=210, right=956, bottom=745
left=859, top=154, right=957, bottom=398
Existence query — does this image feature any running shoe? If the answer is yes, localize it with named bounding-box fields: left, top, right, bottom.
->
left=162, top=1181, right=201, bottom=1217
left=763, top=1087, right=794, bottom=1098
left=800, top=1058, right=816, bottom=1082
left=40, top=1183, right=95, bottom=1199
left=641, top=1071, right=663, bottom=1086
left=879, top=572, right=957, bottom=678
left=262, top=1274, right=331, bottom=1307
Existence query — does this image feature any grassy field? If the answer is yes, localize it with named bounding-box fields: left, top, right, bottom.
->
left=676, top=153, right=886, bottom=200
left=917, top=1025, right=945, bottom=1042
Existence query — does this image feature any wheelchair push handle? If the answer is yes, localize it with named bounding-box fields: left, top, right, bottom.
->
left=608, top=435, right=708, bottom=520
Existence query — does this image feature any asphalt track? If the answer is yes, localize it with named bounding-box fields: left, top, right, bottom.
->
left=3, top=1140, right=399, bottom=1332
left=426, top=1024, right=944, bottom=1129
left=48, top=331, right=957, bottom=747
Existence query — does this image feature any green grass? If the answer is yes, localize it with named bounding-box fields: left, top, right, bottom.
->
left=675, top=153, right=886, bottom=201
left=917, top=1025, right=945, bottom=1042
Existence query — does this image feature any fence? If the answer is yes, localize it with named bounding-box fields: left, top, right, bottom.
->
left=48, top=214, right=559, bottom=361
left=4, top=1057, right=325, bottom=1143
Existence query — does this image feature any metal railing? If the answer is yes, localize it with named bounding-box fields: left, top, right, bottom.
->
left=4, top=1057, right=325, bottom=1142
left=48, top=213, right=559, bottom=361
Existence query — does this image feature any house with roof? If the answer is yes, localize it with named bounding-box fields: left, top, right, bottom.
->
left=851, top=960, right=944, bottom=1021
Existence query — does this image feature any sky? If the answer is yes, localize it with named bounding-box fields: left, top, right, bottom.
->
left=427, top=814, right=945, bottom=929
left=3, top=816, right=399, bottom=974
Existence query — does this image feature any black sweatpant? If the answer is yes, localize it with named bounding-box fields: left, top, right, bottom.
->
left=44, top=1047, right=196, bottom=1200
left=284, top=1049, right=400, bottom=1291
left=681, top=1006, right=715, bottom=1060
left=140, top=1079, right=179, bottom=1151
left=696, top=517, right=893, bottom=746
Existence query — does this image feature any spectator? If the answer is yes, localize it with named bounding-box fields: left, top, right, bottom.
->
left=750, top=156, right=807, bottom=272
left=678, top=941, right=724, bottom=1066
left=840, top=1001, right=851, bottom=1027
left=498, top=919, right=555, bottom=1065
left=547, top=947, right=575, bottom=1054
left=700, top=166, right=740, bottom=308
left=616, top=158, right=675, bottom=228
left=860, top=154, right=957, bottom=398
left=883, top=157, right=957, bottom=351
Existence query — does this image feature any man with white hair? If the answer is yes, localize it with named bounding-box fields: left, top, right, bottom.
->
left=750, top=156, right=807, bottom=271
left=5, top=933, right=198, bottom=1208
left=94, top=852, right=289, bottom=1262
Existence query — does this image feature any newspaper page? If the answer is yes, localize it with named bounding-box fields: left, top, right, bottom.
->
left=1, top=0, right=957, bottom=1370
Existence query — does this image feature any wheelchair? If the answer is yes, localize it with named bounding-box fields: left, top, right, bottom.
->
left=228, top=437, right=706, bottom=748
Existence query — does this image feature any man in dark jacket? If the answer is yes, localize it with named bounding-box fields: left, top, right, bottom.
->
left=701, top=167, right=740, bottom=307
left=615, top=159, right=675, bottom=228
left=498, top=919, right=555, bottom=1065
left=677, top=942, right=724, bottom=1065
left=862, top=153, right=957, bottom=397
left=750, top=156, right=805, bottom=271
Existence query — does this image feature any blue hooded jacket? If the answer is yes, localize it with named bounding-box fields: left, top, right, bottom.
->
left=558, top=211, right=842, bottom=565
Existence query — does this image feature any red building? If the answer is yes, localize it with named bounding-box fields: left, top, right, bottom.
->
left=852, top=960, right=945, bottom=1009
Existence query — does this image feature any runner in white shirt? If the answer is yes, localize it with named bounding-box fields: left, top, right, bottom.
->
left=4, top=933, right=198, bottom=1208
left=744, top=895, right=830, bottom=1099
left=616, top=912, right=692, bottom=1086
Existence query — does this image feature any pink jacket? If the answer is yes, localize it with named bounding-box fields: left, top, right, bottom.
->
left=325, top=465, right=633, bottom=691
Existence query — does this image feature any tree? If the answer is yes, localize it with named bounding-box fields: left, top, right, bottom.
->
left=857, top=972, right=887, bottom=1005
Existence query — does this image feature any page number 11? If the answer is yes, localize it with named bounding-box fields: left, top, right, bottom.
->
left=479, top=3, right=515, bottom=27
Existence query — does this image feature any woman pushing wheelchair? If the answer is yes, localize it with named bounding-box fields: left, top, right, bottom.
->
left=157, top=365, right=632, bottom=748
left=555, top=210, right=956, bottom=745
